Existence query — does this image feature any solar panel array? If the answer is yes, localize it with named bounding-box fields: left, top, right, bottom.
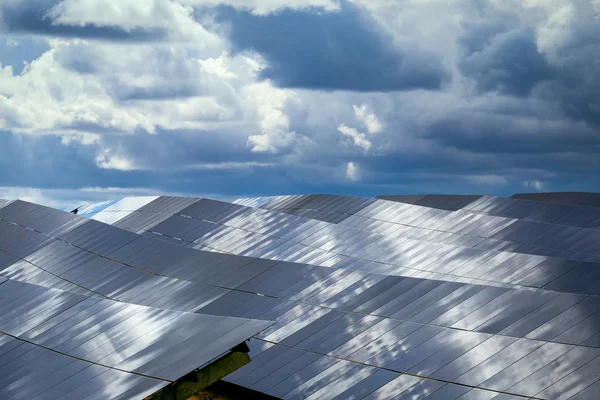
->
left=377, top=195, right=483, bottom=211
left=3, top=192, right=600, bottom=399
left=380, top=195, right=600, bottom=229
left=511, top=192, right=600, bottom=208
left=0, top=200, right=271, bottom=399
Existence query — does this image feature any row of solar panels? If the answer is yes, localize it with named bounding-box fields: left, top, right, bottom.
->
left=378, top=194, right=600, bottom=229
left=237, top=193, right=600, bottom=229
left=0, top=200, right=272, bottom=399
left=86, top=195, right=600, bottom=295
left=15, top=194, right=598, bottom=398
left=0, top=277, right=270, bottom=399
left=76, top=196, right=600, bottom=348
left=238, top=194, right=600, bottom=257
left=8, top=200, right=600, bottom=350
left=512, top=192, right=600, bottom=208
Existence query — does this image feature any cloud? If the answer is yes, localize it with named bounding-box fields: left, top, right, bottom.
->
left=533, top=1, right=600, bottom=126
left=455, top=1, right=600, bottom=126
left=244, top=81, right=312, bottom=153
left=216, top=3, right=449, bottom=91
left=465, top=174, right=508, bottom=186
left=0, top=186, right=57, bottom=207
left=1, top=0, right=166, bottom=42
left=337, top=124, right=371, bottom=151
left=459, top=27, right=555, bottom=97
left=345, top=162, right=360, bottom=181
left=0, top=30, right=304, bottom=160
left=353, top=104, right=382, bottom=134
left=247, top=130, right=297, bottom=153
left=0, top=0, right=599, bottom=202
left=523, top=179, right=545, bottom=191
left=425, top=108, right=600, bottom=155
left=95, top=149, right=137, bottom=171
left=1, top=0, right=220, bottom=44
left=185, top=0, right=339, bottom=15
left=180, top=161, right=275, bottom=170
left=0, top=44, right=158, bottom=136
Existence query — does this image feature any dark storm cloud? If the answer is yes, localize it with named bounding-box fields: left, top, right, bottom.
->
left=537, top=50, right=600, bottom=126
left=425, top=115, right=600, bottom=155
left=457, top=2, right=600, bottom=127
left=459, top=27, right=555, bottom=97
left=1, top=1, right=167, bottom=42
left=213, top=3, right=449, bottom=92
left=354, top=146, right=599, bottom=196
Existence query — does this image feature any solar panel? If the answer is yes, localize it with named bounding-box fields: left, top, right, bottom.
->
left=1, top=193, right=600, bottom=399
left=0, top=277, right=271, bottom=398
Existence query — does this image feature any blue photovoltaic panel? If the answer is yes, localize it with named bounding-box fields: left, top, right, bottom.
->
left=512, top=192, right=600, bottom=208
left=0, top=277, right=272, bottom=399
left=1, top=193, right=600, bottom=399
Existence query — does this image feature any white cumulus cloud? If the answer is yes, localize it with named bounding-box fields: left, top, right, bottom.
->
left=95, top=149, right=137, bottom=171
left=346, top=162, right=360, bottom=181
left=245, top=81, right=311, bottom=153
left=523, top=180, right=546, bottom=191
left=466, top=174, right=508, bottom=186
left=337, top=124, right=372, bottom=151
left=48, top=0, right=220, bottom=44
left=353, top=104, right=382, bottom=134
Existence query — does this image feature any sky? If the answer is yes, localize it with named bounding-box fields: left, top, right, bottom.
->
left=1, top=0, right=599, bottom=208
